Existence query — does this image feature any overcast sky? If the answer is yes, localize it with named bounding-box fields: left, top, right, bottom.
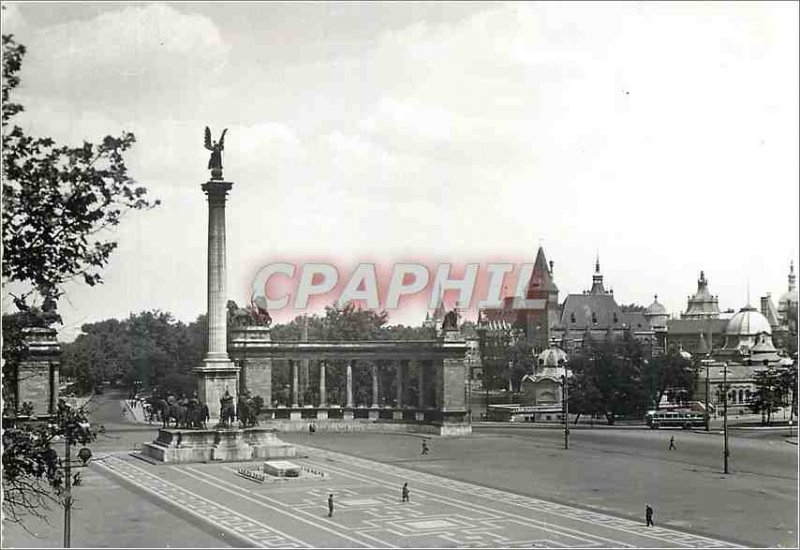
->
left=2, top=1, right=798, bottom=341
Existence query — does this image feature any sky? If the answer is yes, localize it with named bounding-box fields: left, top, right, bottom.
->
left=2, top=1, right=798, bottom=341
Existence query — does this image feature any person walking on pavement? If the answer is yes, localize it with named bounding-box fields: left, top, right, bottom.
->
left=402, top=482, right=409, bottom=503
left=327, top=494, right=334, bottom=517
left=421, top=438, right=429, bottom=455
left=645, top=503, right=654, bottom=527
left=668, top=436, right=676, bottom=450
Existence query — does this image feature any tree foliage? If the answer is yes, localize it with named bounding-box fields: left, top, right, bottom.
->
left=642, top=348, right=695, bottom=409
left=2, top=34, right=159, bottom=306
left=2, top=399, right=96, bottom=524
left=749, top=367, right=793, bottom=426
left=568, top=336, right=650, bottom=424
left=61, top=312, right=206, bottom=397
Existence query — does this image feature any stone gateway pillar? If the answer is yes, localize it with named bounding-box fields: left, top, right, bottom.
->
left=194, top=179, right=239, bottom=424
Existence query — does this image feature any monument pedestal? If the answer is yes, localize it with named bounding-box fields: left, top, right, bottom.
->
left=368, top=409, right=380, bottom=420
left=392, top=411, right=403, bottom=420
left=141, top=427, right=297, bottom=464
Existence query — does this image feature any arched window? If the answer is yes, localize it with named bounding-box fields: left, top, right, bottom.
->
left=738, top=389, right=744, bottom=403
left=592, top=312, right=597, bottom=324
left=571, top=313, right=576, bottom=323
left=613, top=313, right=618, bottom=323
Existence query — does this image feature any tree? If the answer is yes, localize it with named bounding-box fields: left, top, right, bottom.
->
left=642, top=349, right=695, bottom=410
left=568, top=336, right=648, bottom=424
left=2, top=399, right=95, bottom=525
left=749, top=369, right=783, bottom=426
left=2, top=34, right=159, bottom=308
left=2, top=33, right=158, bottom=524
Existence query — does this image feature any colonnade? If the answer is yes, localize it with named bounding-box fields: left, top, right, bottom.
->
left=267, top=359, right=440, bottom=415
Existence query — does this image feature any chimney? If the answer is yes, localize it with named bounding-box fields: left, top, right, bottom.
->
left=549, top=260, right=554, bottom=275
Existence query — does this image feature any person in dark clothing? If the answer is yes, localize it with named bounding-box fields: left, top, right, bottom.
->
left=645, top=503, right=654, bottom=527
left=421, top=439, right=429, bottom=455
left=402, top=482, right=409, bottom=502
left=668, top=436, right=676, bottom=450
left=327, top=494, right=334, bottom=517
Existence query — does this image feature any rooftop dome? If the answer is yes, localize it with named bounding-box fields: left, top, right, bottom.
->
left=538, top=345, right=568, bottom=367
left=646, top=295, right=667, bottom=315
left=726, top=305, right=772, bottom=336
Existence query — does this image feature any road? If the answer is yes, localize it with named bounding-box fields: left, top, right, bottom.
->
left=3, top=393, right=796, bottom=548
left=280, top=426, right=797, bottom=547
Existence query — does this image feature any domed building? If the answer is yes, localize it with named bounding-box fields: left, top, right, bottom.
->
left=682, top=271, right=721, bottom=319
left=645, top=295, right=668, bottom=329
left=665, top=271, right=729, bottom=355
left=718, top=304, right=780, bottom=365
left=519, top=344, right=570, bottom=422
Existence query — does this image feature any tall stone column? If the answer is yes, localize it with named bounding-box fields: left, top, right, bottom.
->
left=371, top=364, right=379, bottom=408
left=346, top=362, right=354, bottom=408
left=291, top=360, right=299, bottom=407
left=393, top=360, right=405, bottom=420
left=319, top=361, right=327, bottom=407
left=418, top=362, right=425, bottom=409
left=396, top=361, right=404, bottom=408
left=195, top=179, right=238, bottom=424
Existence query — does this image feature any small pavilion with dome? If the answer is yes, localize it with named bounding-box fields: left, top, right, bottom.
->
left=519, top=344, right=570, bottom=422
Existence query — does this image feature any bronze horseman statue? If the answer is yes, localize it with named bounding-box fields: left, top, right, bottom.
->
left=205, top=126, right=228, bottom=180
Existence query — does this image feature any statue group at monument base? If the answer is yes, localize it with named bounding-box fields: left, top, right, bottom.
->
left=140, top=427, right=297, bottom=463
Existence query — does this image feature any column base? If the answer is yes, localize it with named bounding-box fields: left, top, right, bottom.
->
left=317, top=410, right=328, bottom=420
left=368, top=409, right=379, bottom=420
left=415, top=412, right=425, bottom=421
left=289, top=410, right=301, bottom=421
left=392, top=411, right=403, bottom=420
left=343, top=410, right=354, bottom=420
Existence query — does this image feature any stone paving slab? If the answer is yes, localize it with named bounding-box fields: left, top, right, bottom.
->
left=90, top=447, right=745, bottom=549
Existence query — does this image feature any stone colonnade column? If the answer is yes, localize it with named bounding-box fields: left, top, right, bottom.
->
left=416, top=360, right=425, bottom=421
left=346, top=362, right=354, bottom=408
left=396, top=361, right=404, bottom=407
left=291, top=360, right=299, bottom=408
left=319, top=361, right=327, bottom=407
left=371, top=364, right=379, bottom=408
left=394, top=360, right=405, bottom=420
left=417, top=362, right=425, bottom=409
left=195, top=179, right=238, bottom=424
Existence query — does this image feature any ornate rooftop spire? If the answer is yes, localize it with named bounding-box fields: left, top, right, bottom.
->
left=789, top=261, right=796, bottom=292
left=590, top=253, right=606, bottom=295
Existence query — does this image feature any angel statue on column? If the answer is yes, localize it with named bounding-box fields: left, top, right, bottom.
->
left=204, top=126, right=228, bottom=179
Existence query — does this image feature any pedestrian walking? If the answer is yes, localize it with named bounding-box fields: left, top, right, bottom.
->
left=401, top=482, right=409, bottom=503
left=421, top=439, right=429, bottom=455
left=645, top=503, right=654, bottom=527
left=327, top=493, right=334, bottom=517
left=668, top=436, right=675, bottom=450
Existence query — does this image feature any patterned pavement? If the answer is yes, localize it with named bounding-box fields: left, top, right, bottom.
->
left=92, top=447, right=746, bottom=549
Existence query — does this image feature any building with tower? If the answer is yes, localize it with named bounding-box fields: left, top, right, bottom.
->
left=664, top=271, right=729, bottom=355
left=552, top=256, right=653, bottom=354
left=478, top=246, right=558, bottom=354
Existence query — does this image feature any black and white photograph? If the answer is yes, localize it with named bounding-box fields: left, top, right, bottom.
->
left=1, top=2, right=797, bottom=548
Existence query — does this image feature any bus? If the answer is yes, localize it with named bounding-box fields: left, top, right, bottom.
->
left=645, top=410, right=705, bottom=430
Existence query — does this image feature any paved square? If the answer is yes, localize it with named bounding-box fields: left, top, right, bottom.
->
left=90, top=445, right=744, bottom=548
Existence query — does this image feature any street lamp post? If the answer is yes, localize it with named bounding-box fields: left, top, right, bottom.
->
left=722, top=363, right=730, bottom=475
left=63, top=435, right=72, bottom=549
left=561, top=367, right=569, bottom=450
left=704, top=360, right=711, bottom=431
left=62, top=428, right=92, bottom=548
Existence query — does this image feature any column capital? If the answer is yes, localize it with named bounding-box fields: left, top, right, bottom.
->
left=202, top=180, right=234, bottom=205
